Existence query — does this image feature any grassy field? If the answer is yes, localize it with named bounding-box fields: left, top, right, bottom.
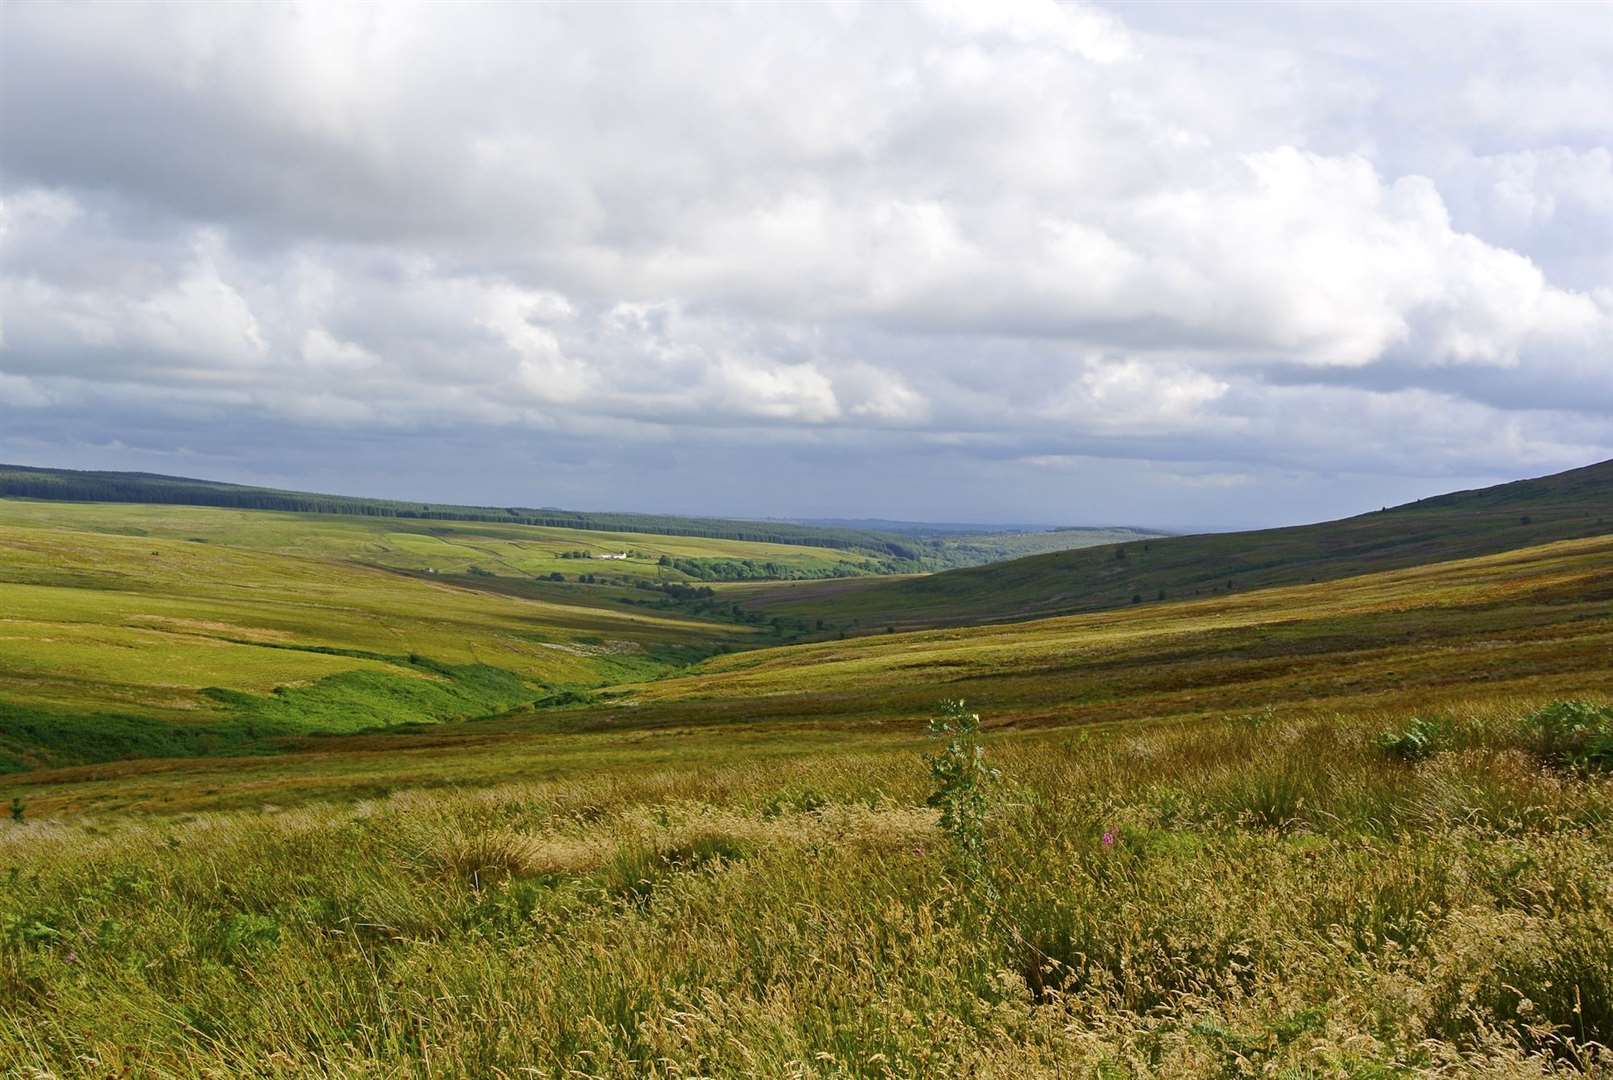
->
left=636, top=533, right=1613, bottom=732
left=919, top=526, right=1169, bottom=568
left=14, top=529, right=1610, bottom=816
left=4, top=696, right=1610, bottom=1075
left=0, top=511, right=754, bottom=771
left=0, top=463, right=926, bottom=557
left=0, top=498, right=897, bottom=584
left=731, top=458, right=1613, bottom=631
left=3, top=478, right=1613, bottom=1075
left=0, top=465, right=1166, bottom=572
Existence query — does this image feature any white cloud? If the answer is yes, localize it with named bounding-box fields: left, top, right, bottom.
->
left=1475, top=147, right=1613, bottom=233
left=1, top=218, right=268, bottom=371
left=922, top=0, right=1133, bottom=63
left=300, top=328, right=377, bottom=371
left=0, top=374, right=48, bottom=408
left=1, top=1, right=1611, bottom=525
left=710, top=358, right=840, bottom=424
left=841, top=365, right=929, bottom=424
left=1066, top=358, right=1228, bottom=430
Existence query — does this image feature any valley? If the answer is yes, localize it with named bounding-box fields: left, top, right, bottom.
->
left=2, top=461, right=1612, bottom=1077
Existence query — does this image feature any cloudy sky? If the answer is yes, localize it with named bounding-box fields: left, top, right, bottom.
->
left=2, top=1, right=1611, bottom=529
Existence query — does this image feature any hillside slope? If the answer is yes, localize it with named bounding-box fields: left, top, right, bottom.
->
left=0, top=463, right=1159, bottom=571
left=732, top=458, right=1613, bottom=631
left=612, top=531, right=1613, bottom=731
left=0, top=498, right=901, bottom=585
left=16, top=529, right=1613, bottom=814
left=0, top=518, right=746, bottom=771
left=0, top=463, right=921, bottom=557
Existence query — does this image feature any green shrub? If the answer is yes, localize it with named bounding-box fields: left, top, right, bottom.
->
left=201, top=913, right=281, bottom=965
left=926, top=699, right=998, bottom=875
left=1527, top=700, right=1613, bottom=770
left=1376, top=716, right=1445, bottom=762
left=532, top=688, right=601, bottom=709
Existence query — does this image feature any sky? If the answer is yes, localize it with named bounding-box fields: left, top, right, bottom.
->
left=2, top=1, right=1611, bottom=530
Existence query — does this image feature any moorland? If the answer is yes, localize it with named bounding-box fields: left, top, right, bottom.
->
left=2, top=461, right=1612, bottom=1077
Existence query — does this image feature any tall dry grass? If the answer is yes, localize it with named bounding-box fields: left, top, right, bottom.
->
left=2, top=698, right=1610, bottom=1077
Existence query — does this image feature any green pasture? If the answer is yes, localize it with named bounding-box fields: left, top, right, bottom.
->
left=619, top=533, right=1613, bottom=730
left=9, top=530, right=1612, bottom=816
left=0, top=498, right=888, bottom=583
left=0, top=519, right=747, bottom=770
left=3, top=492, right=1613, bottom=1074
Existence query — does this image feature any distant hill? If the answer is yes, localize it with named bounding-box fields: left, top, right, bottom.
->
left=0, top=463, right=1172, bottom=573
left=921, top=526, right=1171, bottom=567
left=776, top=517, right=1165, bottom=538
left=774, top=517, right=1057, bottom=536
left=762, top=517, right=1170, bottom=568
left=0, top=463, right=923, bottom=559
left=733, top=458, right=1613, bottom=630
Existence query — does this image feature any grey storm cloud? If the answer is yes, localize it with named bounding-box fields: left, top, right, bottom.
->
left=2, top=0, right=1611, bottom=528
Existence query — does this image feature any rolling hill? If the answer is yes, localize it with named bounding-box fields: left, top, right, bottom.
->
left=729, top=458, right=1613, bottom=631
left=0, top=497, right=903, bottom=585
left=14, top=524, right=1613, bottom=812
left=0, top=463, right=924, bottom=557
left=612, top=531, right=1613, bottom=732
left=0, top=512, right=753, bottom=772
left=0, top=464, right=1157, bottom=571
left=4, top=458, right=1609, bottom=771
left=7, top=476, right=1613, bottom=1076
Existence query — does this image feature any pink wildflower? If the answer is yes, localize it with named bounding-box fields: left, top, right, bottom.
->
left=1101, top=829, right=1117, bottom=847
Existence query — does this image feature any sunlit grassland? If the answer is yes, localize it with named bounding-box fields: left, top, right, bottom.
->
left=3, top=698, right=1610, bottom=1076
left=8, top=722, right=918, bottom=818
left=0, top=498, right=891, bottom=582
left=729, top=458, right=1613, bottom=631
left=612, top=534, right=1613, bottom=729
left=0, top=519, right=749, bottom=770
left=9, top=532, right=1610, bottom=815
left=4, top=506, right=1613, bottom=1073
